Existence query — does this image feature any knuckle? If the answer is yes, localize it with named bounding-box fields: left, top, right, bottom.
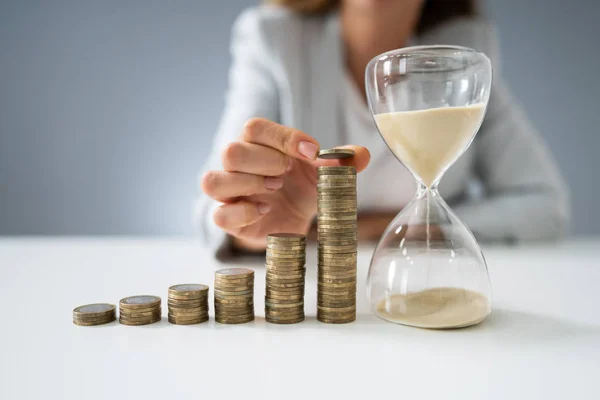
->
left=243, top=202, right=255, bottom=225
left=212, top=207, right=227, bottom=229
left=200, top=171, right=218, bottom=194
left=243, top=118, right=265, bottom=142
left=275, top=155, right=288, bottom=175
left=221, top=142, right=243, bottom=169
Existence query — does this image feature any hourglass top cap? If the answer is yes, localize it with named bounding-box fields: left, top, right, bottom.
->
left=366, top=45, right=491, bottom=73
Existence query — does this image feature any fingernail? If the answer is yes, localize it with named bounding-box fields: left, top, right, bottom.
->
left=298, top=141, right=318, bottom=160
left=264, top=177, right=283, bottom=190
left=286, top=158, right=293, bottom=172
left=258, top=202, right=271, bottom=215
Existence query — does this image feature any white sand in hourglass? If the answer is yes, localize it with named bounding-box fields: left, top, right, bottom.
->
left=375, top=103, right=485, bottom=187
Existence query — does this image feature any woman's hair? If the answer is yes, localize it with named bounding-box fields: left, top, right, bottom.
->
left=266, top=0, right=478, bottom=33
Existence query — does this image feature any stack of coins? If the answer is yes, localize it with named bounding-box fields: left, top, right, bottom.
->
left=265, top=233, right=306, bottom=324
left=168, top=284, right=209, bottom=325
left=119, top=295, right=162, bottom=326
left=72, top=303, right=116, bottom=326
left=316, top=149, right=358, bottom=324
left=214, top=268, right=255, bottom=324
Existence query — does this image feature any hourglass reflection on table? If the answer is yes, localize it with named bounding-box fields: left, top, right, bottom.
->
left=365, top=45, right=492, bottom=329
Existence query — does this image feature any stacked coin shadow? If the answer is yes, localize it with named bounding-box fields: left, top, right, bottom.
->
left=168, top=284, right=209, bottom=325
left=265, top=233, right=306, bottom=324
left=73, top=303, right=116, bottom=326
left=214, top=268, right=255, bottom=324
left=316, top=165, right=358, bottom=323
left=119, top=295, right=162, bottom=326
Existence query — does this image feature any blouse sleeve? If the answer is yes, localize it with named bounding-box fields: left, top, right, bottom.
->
left=453, top=22, right=570, bottom=242
left=193, top=8, right=279, bottom=257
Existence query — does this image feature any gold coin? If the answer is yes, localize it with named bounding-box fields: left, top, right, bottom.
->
left=318, top=276, right=357, bottom=284
left=317, top=305, right=356, bottom=313
left=266, top=293, right=304, bottom=301
left=317, top=148, right=355, bottom=159
left=265, top=316, right=304, bottom=324
left=119, top=316, right=161, bottom=326
left=73, top=303, right=116, bottom=317
left=168, top=283, right=209, bottom=296
left=73, top=314, right=115, bottom=324
left=265, top=300, right=304, bottom=308
left=168, top=310, right=209, bottom=319
left=119, top=295, right=161, bottom=309
left=215, top=268, right=254, bottom=278
left=317, top=165, right=355, bottom=173
left=213, top=298, right=254, bottom=305
left=168, top=315, right=209, bottom=325
left=317, top=316, right=355, bottom=324
left=317, top=174, right=357, bottom=180
left=266, top=271, right=305, bottom=279
left=267, top=233, right=306, bottom=242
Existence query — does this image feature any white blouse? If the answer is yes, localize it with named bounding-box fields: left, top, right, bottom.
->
left=340, top=72, right=416, bottom=212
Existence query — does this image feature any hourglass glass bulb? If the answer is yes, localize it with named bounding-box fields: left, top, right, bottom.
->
left=365, top=45, right=493, bottom=329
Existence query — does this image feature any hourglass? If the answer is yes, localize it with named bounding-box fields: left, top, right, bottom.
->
left=365, top=45, right=492, bottom=329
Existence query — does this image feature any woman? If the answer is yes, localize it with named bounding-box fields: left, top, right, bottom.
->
left=195, top=0, right=569, bottom=257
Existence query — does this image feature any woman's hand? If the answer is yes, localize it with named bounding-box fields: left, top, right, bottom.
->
left=201, top=118, right=370, bottom=251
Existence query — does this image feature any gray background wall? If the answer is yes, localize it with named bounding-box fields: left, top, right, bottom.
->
left=0, top=0, right=598, bottom=236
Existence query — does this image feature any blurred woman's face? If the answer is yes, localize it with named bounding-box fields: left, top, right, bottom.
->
left=342, top=0, right=423, bottom=12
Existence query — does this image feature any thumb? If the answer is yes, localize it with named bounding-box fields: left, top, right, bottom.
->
left=312, top=145, right=371, bottom=173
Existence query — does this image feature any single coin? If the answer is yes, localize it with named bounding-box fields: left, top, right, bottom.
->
left=119, top=295, right=161, bottom=309
left=265, top=300, right=304, bottom=308
left=265, top=247, right=306, bottom=255
left=318, top=276, right=357, bottom=284
left=317, top=174, right=357, bottom=180
left=266, top=281, right=305, bottom=288
left=267, top=233, right=306, bottom=242
left=215, top=314, right=255, bottom=322
left=317, top=316, right=356, bottom=324
left=317, top=312, right=356, bottom=320
left=119, top=316, right=161, bottom=326
left=317, top=293, right=357, bottom=300
left=168, top=284, right=209, bottom=296
left=318, top=247, right=357, bottom=254
left=266, top=271, right=305, bottom=279
left=168, top=310, right=209, bottom=319
left=212, top=283, right=253, bottom=291
left=73, top=316, right=116, bottom=326
left=215, top=268, right=254, bottom=278
left=317, top=305, right=356, bottom=313
left=317, top=216, right=356, bottom=222
left=214, top=297, right=254, bottom=305
left=73, top=303, right=116, bottom=317
left=318, top=301, right=356, bottom=308
left=120, top=309, right=162, bottom=318
left=317, top=165, right=356, bottom=172
left=317, top=148, right=355, bottom=159
left=168, top=315, right=209, bottom=325
left=265, top=293, right=304, bottom=301
left=266, top=316, right=305, bottom=324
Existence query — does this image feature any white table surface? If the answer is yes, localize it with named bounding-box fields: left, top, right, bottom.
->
left=1, top=238, right=599, bottom=400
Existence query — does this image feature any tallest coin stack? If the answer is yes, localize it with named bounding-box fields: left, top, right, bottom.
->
left=316, top=149, right=358, bottom=324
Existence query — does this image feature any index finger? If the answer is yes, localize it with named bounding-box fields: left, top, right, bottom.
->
left=242, top=118, right=320, bottom=161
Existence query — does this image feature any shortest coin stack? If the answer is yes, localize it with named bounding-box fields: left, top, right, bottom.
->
left=73, top=303, right=116, bottom=326
left=168, top=284, right=209, bottom=325
left=119, top=295, right=162, bottom=326
left=214, top=268, right=255, bottom=324
left=265, top=233, right=306, bottom=324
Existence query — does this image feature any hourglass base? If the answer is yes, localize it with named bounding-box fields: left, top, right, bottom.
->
left=374, top=287, right=490, bottom=329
